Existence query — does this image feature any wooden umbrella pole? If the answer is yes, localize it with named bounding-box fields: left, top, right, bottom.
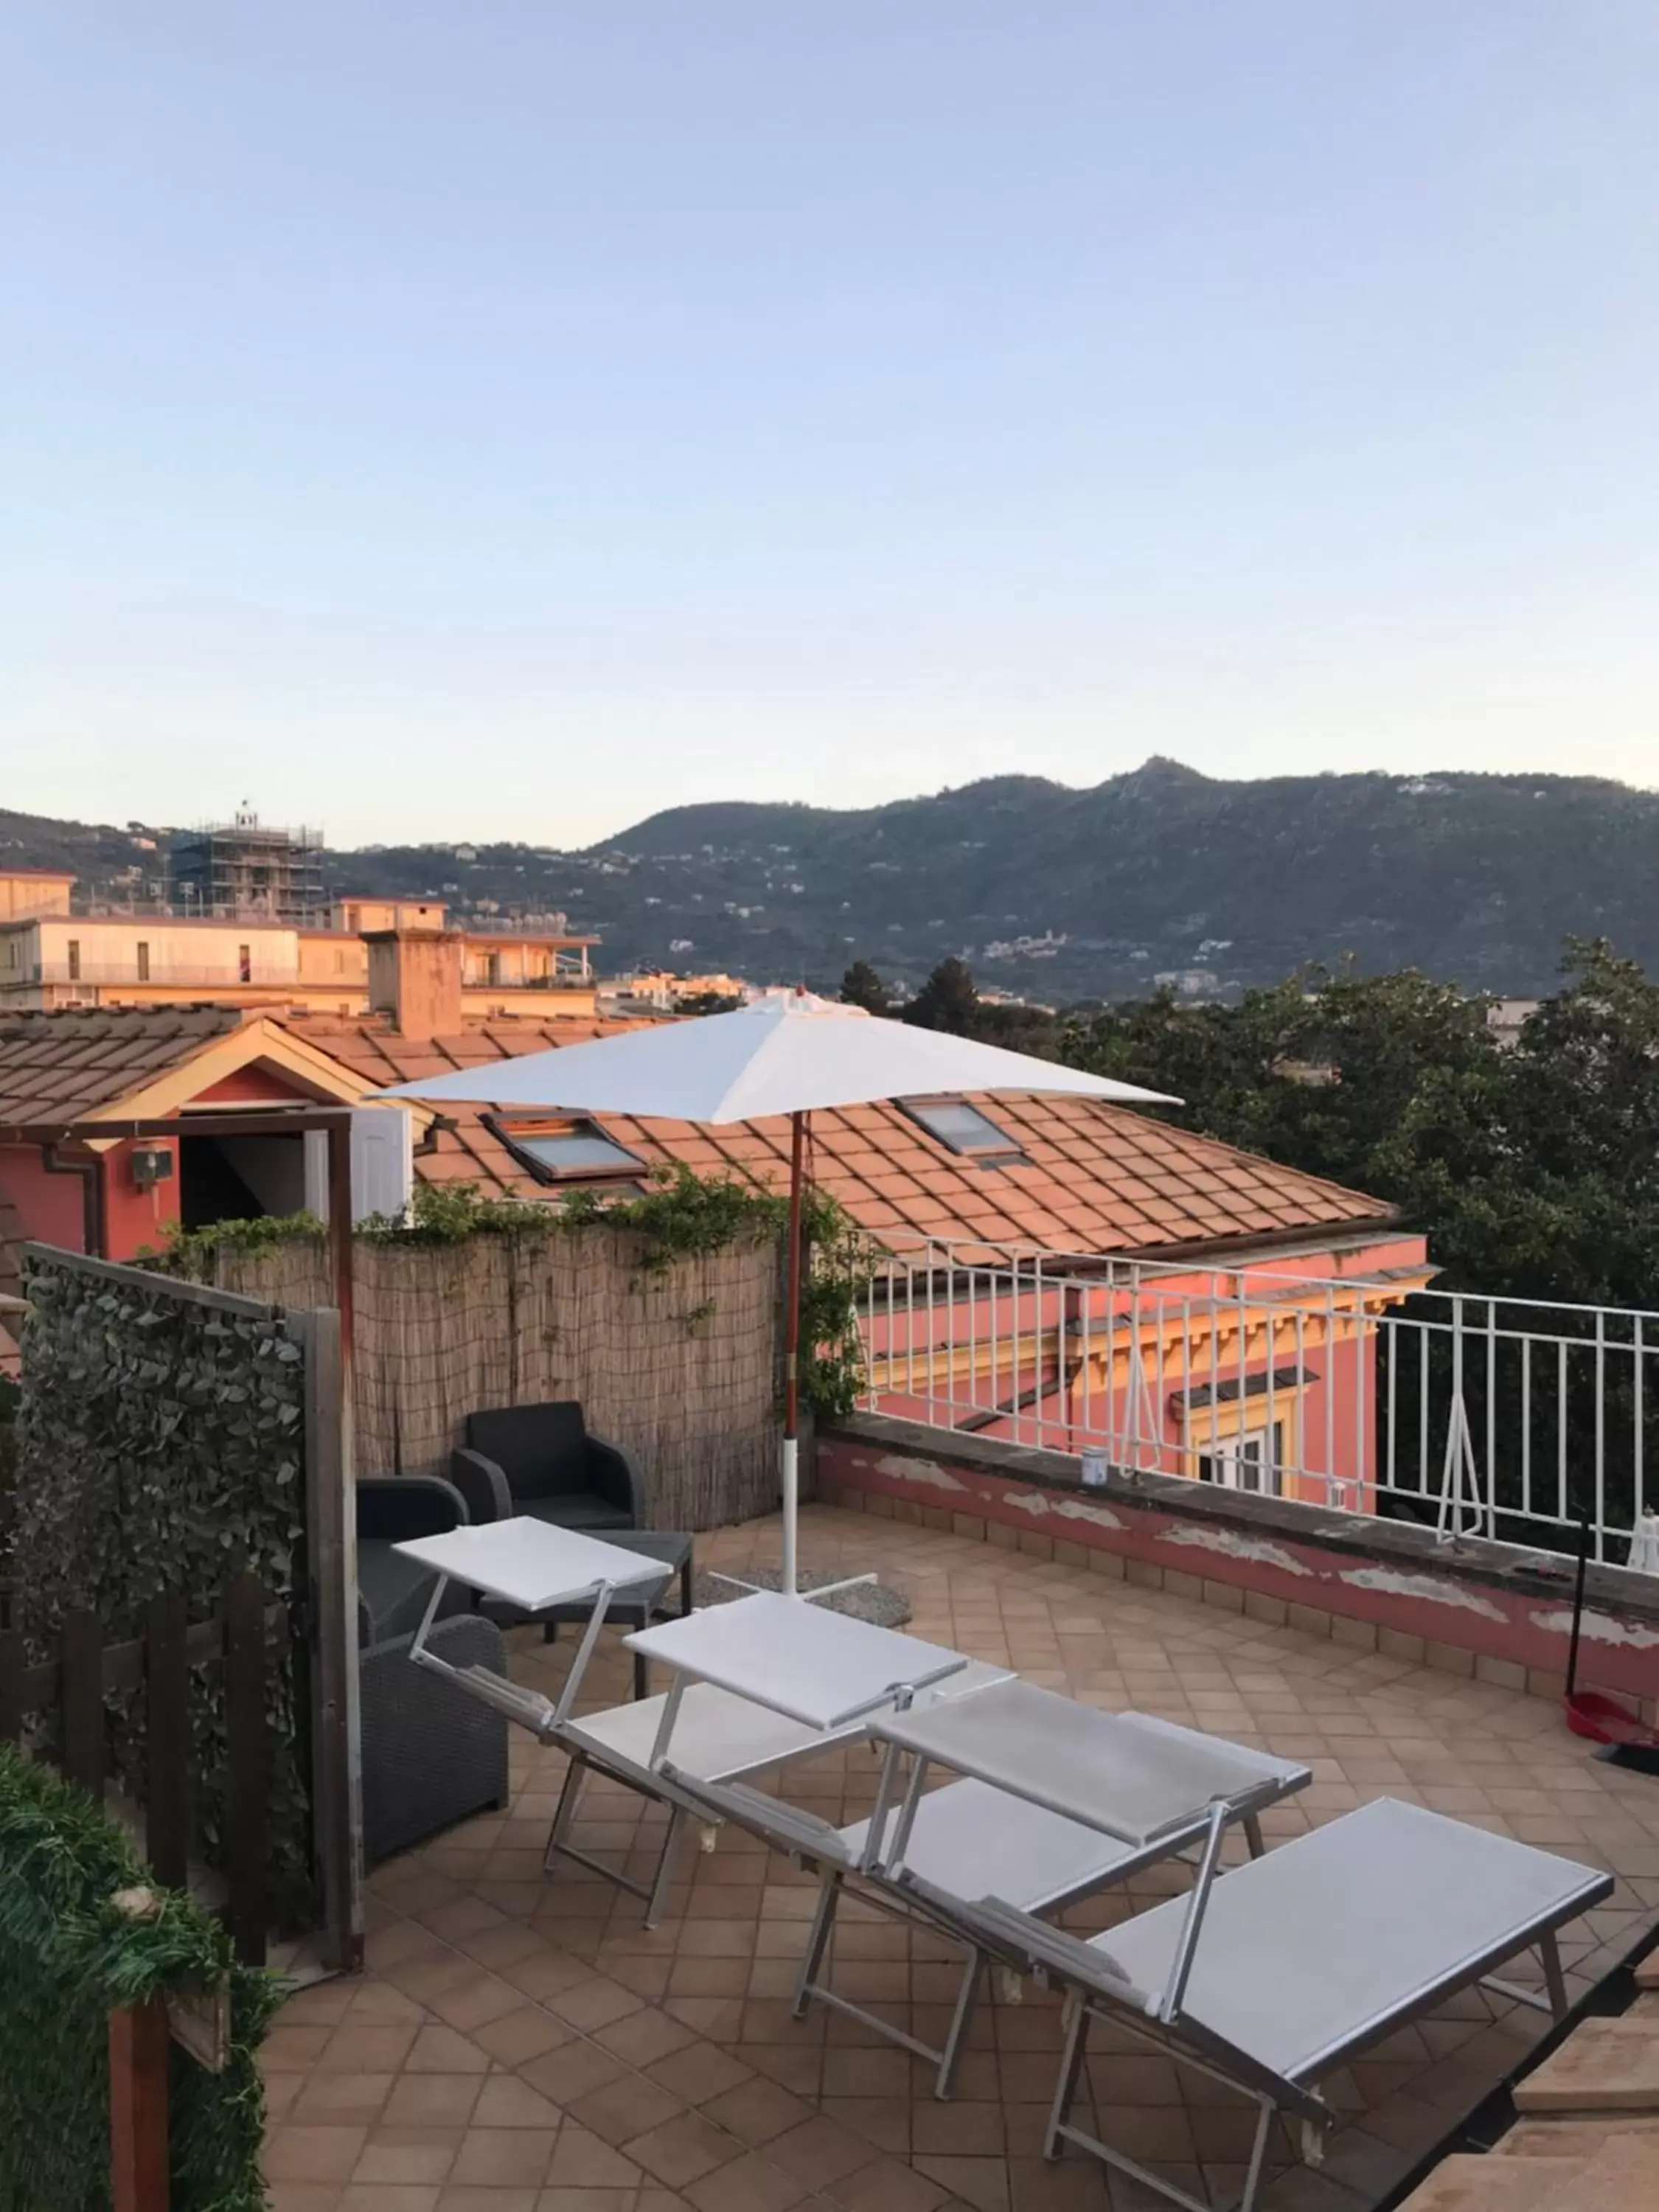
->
left=782, top=1110, right=807, bottom=1595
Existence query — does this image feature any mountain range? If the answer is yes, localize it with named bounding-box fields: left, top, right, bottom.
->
left=6, top=760, right=1658, bottom=1001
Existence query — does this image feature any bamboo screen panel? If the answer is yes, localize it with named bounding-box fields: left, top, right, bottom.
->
left=205, top=1229, right=784, bottom=1531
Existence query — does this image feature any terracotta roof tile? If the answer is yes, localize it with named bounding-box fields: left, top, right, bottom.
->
left=0, top=1006, right=246, bottom=1130
left=271, top=1012, right=1397, bottom=1261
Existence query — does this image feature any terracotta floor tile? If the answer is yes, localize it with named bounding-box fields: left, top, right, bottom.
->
left=546, top=1978, right=647, bottom=2032
left=448, top=2131, right=560, bottom=2187
left=646, top=2039, right=754, bottom=2105
left=910, top=2153, right=1011, bottom=2211
left=267, top=2126, right=372, bottom=2183
left=594, top=2006, right=700, bottom=2069
left=266, top=1509, right=1659, bottom=2212
left=406, top=2027, right=493, bottom=2076
left=431, top=1974, right=529, bottom=2035
left=434, top=2189, right=542, bottom=2211
left=519, top=2040, right=630, bottom=2106
left=293, top=2075, right=398, bottom=2125
left=702, top=2075, right=818, bottom=2146
left=625, top=2109, right=743, bottom=2188
left=684, top=2146, right=808, bottom=2211
left=533, top=2194, right=638, bottom=2212
left=337, top=2188, right=444, bottom=2211
left=352, top=2131, right=466, bottom=2185
left=471, top=2006, right=575, bottom=2068
left=534, top=2192, right=636, bottom=2212
left=566, top=2071, right=686, bottom=2147
left=768, top=2115, right=887, bottom=2187
left=383, top=2079, right=486, bottom=2131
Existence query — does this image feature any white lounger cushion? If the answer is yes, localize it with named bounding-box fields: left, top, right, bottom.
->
left=1096, top=1797, right=1608, bottom=2082
left=563, top=1658, right=1014, bottom=1787
left=874, top=1679, right=1309, bottom=1846
left=843, top=1777, right=1138, bottom=1913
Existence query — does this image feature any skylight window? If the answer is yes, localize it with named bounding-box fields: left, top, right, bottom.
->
left=900, top=1096, right=1025, bottom=1161
left=493, top=1116, right=644, bottom=1183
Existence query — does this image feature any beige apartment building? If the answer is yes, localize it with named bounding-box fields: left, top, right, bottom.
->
left=0, top=873, right=599, bottom=1018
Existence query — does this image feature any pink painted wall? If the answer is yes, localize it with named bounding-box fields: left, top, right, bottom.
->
left=100, top=1138, right=180, bottom=1259
left=0, top=1141, right=94, bottom=1252
left=863, top=1245, right=1413, bottom=1511
left=192, top=1065, right=316, bottom=1105
left=819, top=1425, right=1659, bottom=1711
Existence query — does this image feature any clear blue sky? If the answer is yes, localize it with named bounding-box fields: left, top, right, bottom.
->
left=4, top=4, right=1656, bottom=847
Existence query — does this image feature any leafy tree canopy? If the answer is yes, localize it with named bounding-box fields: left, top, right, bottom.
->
left=1064, top=940, right=1659, bottom=1312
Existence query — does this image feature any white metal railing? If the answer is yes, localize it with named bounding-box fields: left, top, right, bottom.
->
left=856, top=1241, right=1659, bottom=1568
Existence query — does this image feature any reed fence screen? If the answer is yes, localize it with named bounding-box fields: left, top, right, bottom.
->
left=200, top=1228, right=785, bottom=1531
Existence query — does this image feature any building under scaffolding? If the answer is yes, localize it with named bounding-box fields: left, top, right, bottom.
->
left=170, top=808, right=326, bottom=922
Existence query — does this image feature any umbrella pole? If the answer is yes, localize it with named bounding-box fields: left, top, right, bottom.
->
left=782, top=1110, right=806, bottom=1596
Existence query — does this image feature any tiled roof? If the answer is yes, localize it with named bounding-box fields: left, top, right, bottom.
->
left=592, top=1094, right=1397, bottom=1256
left=288, top=1013, right=1397, bottom=1259
left=0, top=1006, right=244, bottom=1130
left=277, top=1012, right=663, bottom=1196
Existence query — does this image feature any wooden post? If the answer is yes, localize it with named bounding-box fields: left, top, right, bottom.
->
left=108, top=1997, right=170, bottom=2212
left=144, top=1592, right=189, bottom=1891
left=0, top=1625, right=24, bottom=1746
left=299, top=1305, right=362, bottom=1972
left=60, top=1608, right=105, bottom=1796
left=223, top=1574, right=268, bottom=1968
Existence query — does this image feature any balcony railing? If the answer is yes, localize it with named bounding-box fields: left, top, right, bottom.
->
left=10, top=962, right=303, bottom=988
left=857, top=1240, right=1658, bottom=1568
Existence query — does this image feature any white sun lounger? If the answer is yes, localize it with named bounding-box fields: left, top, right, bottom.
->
left=545, top=1660, right=1015, bottom=1924
left=666, top=1696, right=1310, bottom=2096
left=962, top=1795, right=1613, bottom=2212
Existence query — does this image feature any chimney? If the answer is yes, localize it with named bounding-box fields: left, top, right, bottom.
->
left=365, top=928, right=464, bottom=1040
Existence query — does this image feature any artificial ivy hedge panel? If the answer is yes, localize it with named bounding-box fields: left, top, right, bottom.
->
left=0, top=1744, right=279, bottom=2212
left=16, top=1250, right=314, bottom=1924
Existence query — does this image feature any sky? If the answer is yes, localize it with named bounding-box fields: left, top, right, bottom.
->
left=3, top=4, right=1658, bottom=849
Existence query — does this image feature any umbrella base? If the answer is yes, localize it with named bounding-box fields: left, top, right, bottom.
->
left=695, top=1565, right=913, bottom=1628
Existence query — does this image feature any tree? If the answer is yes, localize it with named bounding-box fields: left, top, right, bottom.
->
left=904, top=956, right=981, bottom=1037
left=839, top=960, right=890, bottom=1015
left=1064, top=965, right=1492, bottom=1197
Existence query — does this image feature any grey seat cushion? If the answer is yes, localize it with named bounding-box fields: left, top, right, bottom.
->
left=518, top=1493, right=633, bottom=1532
left=359, top=1538, right=465, bottom=1644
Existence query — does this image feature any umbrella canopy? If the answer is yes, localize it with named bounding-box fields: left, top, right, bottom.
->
left=371, top=989, right=1175, bottom=1118
left=371, top=990, right=1176, bottom=1599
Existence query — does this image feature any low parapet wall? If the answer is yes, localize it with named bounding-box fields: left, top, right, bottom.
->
left=819, top=1413, right=1659, bottom=1714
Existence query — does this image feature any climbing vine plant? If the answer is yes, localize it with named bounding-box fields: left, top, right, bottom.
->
left=155, top=1166, right=881, bottom=1422
left=15, top=1254, right=314, bottom=1924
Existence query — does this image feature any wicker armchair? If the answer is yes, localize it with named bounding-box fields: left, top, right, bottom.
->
left=357, top=1475, right=509, bottom=1865
left=449, top=1402, right=648, bottom=1532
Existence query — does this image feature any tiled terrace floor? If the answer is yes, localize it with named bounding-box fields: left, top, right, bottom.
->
left=265, top=1506, right=1659, bottom=2212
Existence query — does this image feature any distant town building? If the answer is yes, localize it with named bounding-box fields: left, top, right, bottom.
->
left=1486, top=998, right=1539, bottom=1050
left=0, top=870, right=599, bottom=1018
left=170, top=807, right=326, bottom=922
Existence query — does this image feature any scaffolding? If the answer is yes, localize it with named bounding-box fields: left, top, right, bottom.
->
left=170, top=807, right=326, bottom=922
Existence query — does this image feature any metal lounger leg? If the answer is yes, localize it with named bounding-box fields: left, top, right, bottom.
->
left=1239, top=2097, right=1276, bottom=2212
left=543, top=1747, right=665, bottom=1908
left=1044, top=1994, right=1090, bottom=2160
left=544, top=1753, right=588, bottom=1870
left=1542, top=1928, right=1568, bottom=2017
left=793, top=1874, right=841, bottom=2019
left=1481, top=1927, right=1571, bottom=2017
left=1242, top=1812, right=1265, bottom=1859
left=645, top=1809, right=685, bottom=1930
left=933, top=1947, right=985, bottom=2100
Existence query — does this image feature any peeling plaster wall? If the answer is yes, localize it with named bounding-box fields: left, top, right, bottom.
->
left=818, top=1424, right=1659, bottom=1707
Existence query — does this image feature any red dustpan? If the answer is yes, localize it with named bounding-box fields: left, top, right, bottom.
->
left=1564, top=1518, right=1659, bottom=1751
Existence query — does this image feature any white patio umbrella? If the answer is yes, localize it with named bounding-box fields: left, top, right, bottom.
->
left=372, top=991, right=1174, bottom=1594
